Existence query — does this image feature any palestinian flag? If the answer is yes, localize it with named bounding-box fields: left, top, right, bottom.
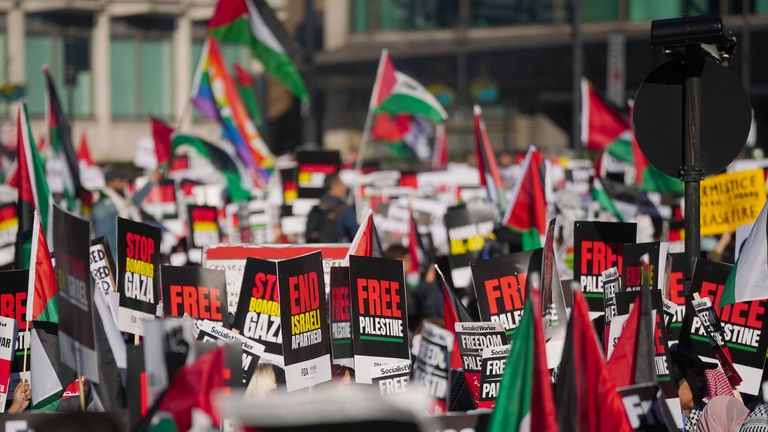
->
left=722, top=200, right=768, bottom=307
left=345, top=210, right=383, bottom=261
left=29, top=322, right=76, bottom=411
left=607, top=278, right=655, bottom=387
left=76, top=132, right=94, bottom=168
left=436, top=266, right=480, bottom=407
left=44, top=67, right=83, bottom=211
left=555, top=291, right=632, bottom=431
left=488, top=288, right=558, bottom=432
left=369, top=49, right=447, bottom=123
left=501, top=146, right=546, bottom=250
left=151, top=117, right=174, bottom=168
left=432, top=123, right=448, bottom=170
left=474, top=105, right=505, bottom=209
left=233, top=63, right=264, bottom=127
left=192, top=37, right=273, bottom=173
left=209, top=0, right=308, bottom=101
left=26, top=211, right=57, bottom=324
left=580, top=78, right=630, bottom=151
left=591, top=176, right=667, bottom=224
left=590, top=177, right=625, bottom=222
left=171, top=133, right=252, bottom=202
left=15, top=104, right=52, bottom=269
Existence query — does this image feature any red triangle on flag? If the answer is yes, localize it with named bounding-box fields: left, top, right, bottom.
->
left=581, top=78, right=630, bottom=151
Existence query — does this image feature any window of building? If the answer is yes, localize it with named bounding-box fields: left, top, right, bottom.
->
left=25, top=34, right=92, bottom=118
left=350, top=0, right=457, bottom=32
left=111, top=17, right=174, bottom=119
left=584, top=0, right=618, bottom=22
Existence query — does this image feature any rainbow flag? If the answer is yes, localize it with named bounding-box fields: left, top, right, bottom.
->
left=192, top=36, right=273, bottom=173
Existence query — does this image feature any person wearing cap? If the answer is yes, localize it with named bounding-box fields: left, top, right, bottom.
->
left=91, top=166, right=160, bottom=257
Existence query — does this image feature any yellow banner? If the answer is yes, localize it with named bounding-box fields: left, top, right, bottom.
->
left=700, top=169, right=767, bottom=236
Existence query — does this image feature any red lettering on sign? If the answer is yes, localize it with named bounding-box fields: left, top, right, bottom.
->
left=580, top=241, right=623, bottom=275
left=356, top=278, right=402, bottom=318
left=289, top=272, right=319, bottom=315
left=0, top=292, right=26, bottom=324
left=125, top=233, right=155, bottom=261
left=669, top=271, right=685, bottom=305
left=169, top=284, right=223, bottom=321
left=252, top=272, right=278, bottom=301
left=332, top=287, right=350, bottom=321
left=484, top=274, right=526, bottom=315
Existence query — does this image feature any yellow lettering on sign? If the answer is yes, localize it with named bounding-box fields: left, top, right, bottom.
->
left=700, top=169, right=767, bottom=236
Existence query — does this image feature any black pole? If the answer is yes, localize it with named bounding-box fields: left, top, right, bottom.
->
left=681, top=46, right=705, bottom=279
left=742, top=0, right=751, bottom=95
left=571, top=0, right=583, bottom=151
left=302, top=0, right=317, bottom=148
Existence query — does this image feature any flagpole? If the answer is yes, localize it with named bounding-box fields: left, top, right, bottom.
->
left=355, top=110, right=375, bottom=171
left=21, top=319, right=30, bottom=374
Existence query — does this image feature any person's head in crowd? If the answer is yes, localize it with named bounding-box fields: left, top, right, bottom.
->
left=498, top=151, right=514, bottom=168
left=323, top=173, right=348, bottom=200
left=384, top=244, right=411, bottom=275
left=697, top=395, right=749, bottom=432
left=669, top=344, right=715, bottom=413
left=104, top=165, right=131, bottom=195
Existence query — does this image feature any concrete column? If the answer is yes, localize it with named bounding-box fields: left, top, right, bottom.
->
left=6, top=4, right=25, bottom=85
left=173, top=10, right=192, bottom=129
left=324, top=0, right=350, bottom=50
left=91, top=8, right=111, bottom=161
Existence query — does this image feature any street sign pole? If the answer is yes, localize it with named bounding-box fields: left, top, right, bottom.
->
left=682, top=46, right=705, bottom=278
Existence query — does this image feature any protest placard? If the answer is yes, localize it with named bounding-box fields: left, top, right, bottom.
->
left=700, top=168, right=767, bottom=236
left=330, top=266, right=353, bottom=368
left=296, top=150, right=341, bottom=199
left=0, top=203, right=17, bottom=268
left=0, top=316, right=17, bottom=412
left=54, top=205, right=99, bottom=382
left=161, top=265, right=228, bottom=326
left=117, top=218, right=161, bottom=336
left=280, top=166, right=298, bottom=205
left=621, top=242, right=668, bottom=293
left=454, top=322, right=508, bottom=373
left=478, top=344, right=510, bottom=409
left=277, top=252, right=332, bottom=391
left=471, top=250, right=541, bottom=337
left=573, top=221, right=636, bottom=317
left=349, top=255, right=410, bottom=383
left=411, top=322, right=453, bottom=404
left=90, top=237, right=119, bottom=323
left=665, top=253, right=686, bottom=344
left=187, top=204, right=221, bottom=250
left=619, top=383, right=677, bottom=432
left=143, top=318, right=196, bottom=405
left=370, top=360, right=410, bottom=395
left=0, top=270, right=29, bottom=382
left=141, top=179, right=178, bottom=220
left=445, top=203, right=496, bottom=288
left=684, top=259, right=768, bottom=396
left=232, top=257, right=282, bottom=365
left=195, top=319, right=265, bottom=386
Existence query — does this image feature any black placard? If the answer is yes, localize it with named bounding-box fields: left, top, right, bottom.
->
left=233, top=257, right=282, bottom=365
left=455, top=322, right=508, bottom=373
left=117, top=218, right=161, bottom=336
left=296, top=150, right=341, bottom=199
left=573, top=221, right=636, bottom=315
left=478, top=345, right=510, bottom=408
left=277, top=252, right=331, bottom=391
left=330, top=266, right=353, bottom=367
left=683, top=259, right=768, bottom=396
left=444, top=203, right=496, bottom=288
left=187, top=204, right=221, bottom=250
left=349, top=255, right=410, bottom=384
left=54, top=205, right=98, bottom=380
left=161, top=265, right=228, bottom=326
left=471, top=249, right=542, bottom=337
left=621, top=242, right=666, bottom=293
left=666, top=253, right=686, bottom=343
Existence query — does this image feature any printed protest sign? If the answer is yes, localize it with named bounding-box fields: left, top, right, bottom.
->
left=478, top=344, right=510, bottom=409
left=195, top=319, right=265, bottom=386
left=0, top=203, right=17, bottom=268
left=690, top=295, right=741, bottom=387
left=117, top=218, right=161, bottom=336
left=573, top=221, right=636, bottom=317
left=454, top=322, right=508, bottom=373
left=161, top=266, right=228, bottom=326
left=622, top=242, right=668, bottom=293
left=412, top=322, right=453, bottom=403
left=280, top=166, right=298, bottom=204
left=685, top=259, right=768, bottom=396
left=619, top=384, right=677, bottom=431
left=444, top=203, right=496, bottom=288
left=700, top=168, right=767, bottom=236
left=232, top=258, right=282, bottom=365
left=143, top=319, right=196, bottom=404
left=371, top=360, right=410, bottom=395
left=277, top=252, right=332, bottom=391
left=602, top=267, right=621, bottom=332
left=0, top=270, right=29, bottom=381
left=203, top=244, right=349, bottom=320
left=54, top=206, right=98, bottom=381
left=90, top=237, right=118, bottom=324
left=238, top=200, right=273, bottom=245
left=349, top=255, right=410, bottom=384
left=188, top=204, right=221, bottom=250
left=330, top=266, right=353, bottom=368
left=141, top=179, right=178, bottom=220
left=665, top=253, right=686, bottom=344
left=296, top=150, right=341, bottom=199
left=471, top=250, right=542, bottom=337
left=0, top=316, right=17, bottom=412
